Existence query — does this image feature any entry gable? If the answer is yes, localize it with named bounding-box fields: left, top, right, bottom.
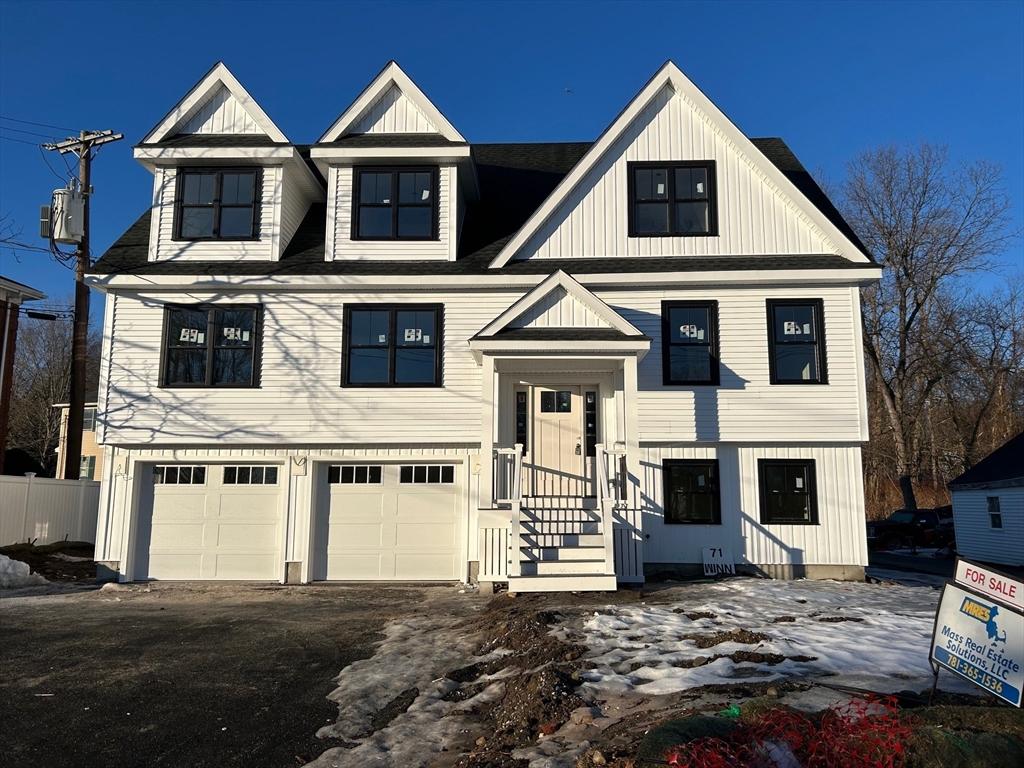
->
left=141, top=62, right=289, bottom=144
left=318, top=61, right=464, bottom=142
left=477, top=271, right=643, bottom=338
left=488, top=61, right=871, bottom=267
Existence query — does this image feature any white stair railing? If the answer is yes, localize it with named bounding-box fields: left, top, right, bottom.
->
left=494, top=444, right=523, bottom=578
left=596, top=444, right=628, bottom=576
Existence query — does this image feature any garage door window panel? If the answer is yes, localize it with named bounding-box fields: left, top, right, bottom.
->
left=223, top=465, right=278, bottom=485
left=328, top=465, right=383, bottom=484
left=343, top=305, right=443, bottom=387
left=163, top=305, right=262, bottom=388
left=153, top=465, right=206, bottom=485
left=400, top=464, right=455, bottom=484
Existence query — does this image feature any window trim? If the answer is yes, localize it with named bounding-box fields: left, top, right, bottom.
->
left=766, top=299, right=829, bottom=385
left=757, top=458, right=819, bottom=525
left=662, top=459, right=722, bottom=525
left=661, top=300, right=720, bottom=386
left=172, top=167, right=262, bottom=242
left=341, top=303, right=444, bottom=388
left=627, top=160, right=718, bottom=238
left=351, top=166, right=440, bottom=241
left=987, top=496, right=1002, bottom=529
left=159, top=304, right=263, bottom=389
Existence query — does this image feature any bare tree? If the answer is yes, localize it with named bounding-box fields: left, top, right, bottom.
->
left=842, top=145, right=1014, bottom=510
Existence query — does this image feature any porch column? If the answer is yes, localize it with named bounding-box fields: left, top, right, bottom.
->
left=479, top=354, right=496, bottom=507
left=622, top=354, right=641, bottom=508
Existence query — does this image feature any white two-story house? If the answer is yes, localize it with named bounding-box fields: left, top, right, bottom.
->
left=88, top=60, right=881, bottom=591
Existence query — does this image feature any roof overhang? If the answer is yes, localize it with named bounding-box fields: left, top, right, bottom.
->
left=308, top=144, right=476, bottom=196
left=468, top=337, right=650, bottom=364
left=0, top=276, right=45, bottom=302
left=133, top=146, right=322, bottom=192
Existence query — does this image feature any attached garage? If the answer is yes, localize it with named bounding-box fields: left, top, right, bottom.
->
left=315, top=462, right=462, bottom=581
left=133, top=464, right=283, bottom=580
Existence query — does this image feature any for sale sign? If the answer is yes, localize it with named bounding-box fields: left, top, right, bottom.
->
left=930, top=582, right=1023, bottom=707
left=955, top=559, right=1024, bottom=612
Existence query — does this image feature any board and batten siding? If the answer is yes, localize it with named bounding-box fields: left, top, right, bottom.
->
left=510, top=287, right=611, bottom=329
left=178, top=84, right=264, bottom=135
left=599, top=285, right=868, bottom=442
left=952, top=488, right=1024, bottom=567
left=148, top=166, right=279, bottom=262
left=515, top=84, right=840, bottom=261
left=101, top=284, right=868, bottom=446
left=638, top=443, right=868, bottom=567
left=349, top=83, right=438, bottom=134
left=327, top=165, right=455, bottom=261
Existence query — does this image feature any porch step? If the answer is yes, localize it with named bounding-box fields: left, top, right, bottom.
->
left=520, top=545, right=606, bottom=561
left=519, top=559, right=607, bottom=576
left=520, top=520, right=601, bottom=535
left=520, top=533, right=605, bottom=548
left=507, top=574, right=618, bottom=593
left=520, top=509, right=600, bottom=523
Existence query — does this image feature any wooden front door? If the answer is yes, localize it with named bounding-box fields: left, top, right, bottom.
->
left=528, top=385, right=586, bottom=497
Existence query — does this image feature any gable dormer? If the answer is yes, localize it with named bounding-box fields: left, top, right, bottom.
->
left=489, top=61, right=872, bottom=267
left=134, top=62, right=321, bottom=263
left=311, top=62, right=475, bottom=262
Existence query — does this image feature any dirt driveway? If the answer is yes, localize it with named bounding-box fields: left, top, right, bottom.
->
left=0, top=582, right=477, bottom=768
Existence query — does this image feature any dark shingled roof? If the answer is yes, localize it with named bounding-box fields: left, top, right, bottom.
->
left=315, top=134, right=467, bottom=148
left=138, top=134, right=292, bottom=148
left=949, top=432, right=1024, bottom=488
left=93, top=138, right=874, bottom=276
left=484, top=328, right=651, bottom=342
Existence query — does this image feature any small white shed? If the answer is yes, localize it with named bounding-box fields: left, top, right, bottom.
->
left=949, top=432, right=1024, bottom=567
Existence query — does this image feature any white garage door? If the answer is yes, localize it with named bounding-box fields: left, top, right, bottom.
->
left=321, top=462, right=460, bottom=580
left=136, top=464, right=282, bottom=580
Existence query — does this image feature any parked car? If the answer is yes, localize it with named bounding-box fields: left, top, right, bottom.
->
left=866, top=506, right=955, bottom=551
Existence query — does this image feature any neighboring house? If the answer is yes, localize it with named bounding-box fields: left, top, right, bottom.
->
left=53, top=394, right=104, bottom=480
left=949, top=433, right=1024, bottom=567
left=0, top=275, right=45, bottom=475
left=86, top=60, right=881, bottom=590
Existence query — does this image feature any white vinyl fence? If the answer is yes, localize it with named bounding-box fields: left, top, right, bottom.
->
left=0, top=475, right=100, bottom=545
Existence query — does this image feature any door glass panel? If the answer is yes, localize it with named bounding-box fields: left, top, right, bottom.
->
left=556, top=391, right=572, bottom=412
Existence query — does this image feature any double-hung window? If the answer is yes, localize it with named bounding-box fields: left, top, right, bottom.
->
left=662, top=301, right=719, bottom=385
left=343, top=304, right=442, bottom=387
left=174, top=168, right=260, bottom=240
left=988, top=497, right=1003, bottom=529
left=758, top=459, right=818, bottom=524
left=354, top=167, right=437, bottom=240
left=162, top=305, right=261, bottom=387
left=663, top=459, right=721, bottom=524
left=629, top=161, right=717, bottom=236
left=767, top=299, right=828, bottom=384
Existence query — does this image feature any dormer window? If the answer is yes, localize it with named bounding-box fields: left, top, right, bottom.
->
left=174, top=168, right=261, bottom=241
left=628, top=161, right=717, bottom=237
left=353, top=167, right=438, bottom=240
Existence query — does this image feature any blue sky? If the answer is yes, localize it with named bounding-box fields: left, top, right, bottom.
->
left=1, top=0, right=1022, bottom=324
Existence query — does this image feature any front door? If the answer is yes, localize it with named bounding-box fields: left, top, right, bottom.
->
left=528, top=385, right=586, bottom=497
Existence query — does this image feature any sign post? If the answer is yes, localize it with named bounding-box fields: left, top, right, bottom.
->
left=928, top=558, right=1024, bottom=707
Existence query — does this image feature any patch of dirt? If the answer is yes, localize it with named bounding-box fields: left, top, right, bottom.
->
left=362, top=686, right=419, bottom=737
left=672, top=609, right=717, bottom=620
left=689, top=629, right=769, bottom=649
left=771, top=615, right=797, bottom=623
left=0, top=541, right=96, bottom=583
left=816, top=616, right=864, bottom=623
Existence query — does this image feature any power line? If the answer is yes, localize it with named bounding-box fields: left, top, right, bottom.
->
left=0, top=133, right=42, bottom=146
left=0, top=114, right=80, bottom=133
left=0, top=125, right=58, bottom=139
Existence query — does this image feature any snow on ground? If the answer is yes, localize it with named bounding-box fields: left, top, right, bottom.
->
left=306, top=608, right=507, bottom=768
left=0, top=555, right=47, bottom=589
left=566, top=578, right=953, bottom=697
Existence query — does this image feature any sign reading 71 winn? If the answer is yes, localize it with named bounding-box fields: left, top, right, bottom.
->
left=931, top=579, right=1024, bottom=707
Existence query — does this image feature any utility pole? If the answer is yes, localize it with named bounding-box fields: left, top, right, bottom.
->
left=43, top=130, right=122, bottom=479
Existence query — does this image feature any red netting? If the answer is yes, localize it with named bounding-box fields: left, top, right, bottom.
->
left=664, top=696, right=913, bottom=768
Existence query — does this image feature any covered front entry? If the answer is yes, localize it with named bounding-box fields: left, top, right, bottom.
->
left=521, top=384, right=593, bottom=498
left=314, top=462, right=461, bottom=581
left=134, top=463, right=283, bottom=580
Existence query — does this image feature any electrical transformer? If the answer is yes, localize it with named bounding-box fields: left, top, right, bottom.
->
left=50, top=187, right=85, bottom=244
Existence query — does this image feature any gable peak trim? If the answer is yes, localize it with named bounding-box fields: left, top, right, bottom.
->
left=142, top=62, right=288, bottom=144
left=486, top=60, right=870, bottom=268
left=317, top=61, right=464, bottom=143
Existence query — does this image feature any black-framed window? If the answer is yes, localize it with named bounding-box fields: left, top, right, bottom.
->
left=628, top=161, right=717, bottom=237
left=663, top=459, right=721, bottom=524
left=767, top=300, right=828, bottom=384
left=988, top=497, right=1002, bottom=529
left=353, top=167, right=438, bottom=240
left=174, top=168, right=260, bottom=240
left=584, top=391, right=598, bottom=457
left=515, top=391, right=528, bottom=450
left=342, top=304, right=442, bottom=387
left=662, top=300, right=719, bottom=385
left=162, top=305, right=261, bottom=388
left=758, top=459, right=818, bottom=524
left=540, top=390, right=572, bottom=413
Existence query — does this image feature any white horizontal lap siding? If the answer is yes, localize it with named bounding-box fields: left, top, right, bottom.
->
left=330, top=164, right=451, bottom=261
left=278, top=167, right=310, bottom=255
left=150, top=166, right=278, bottom=262
left=521, top=85, right=836, bottom=260
left=641, top=443, right=866, bottom=567
left=596, top=286, right=863, bottom=442
left=102, top=291, right=510, bottom=445
left=952, top=488, right=1024, bottom=566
